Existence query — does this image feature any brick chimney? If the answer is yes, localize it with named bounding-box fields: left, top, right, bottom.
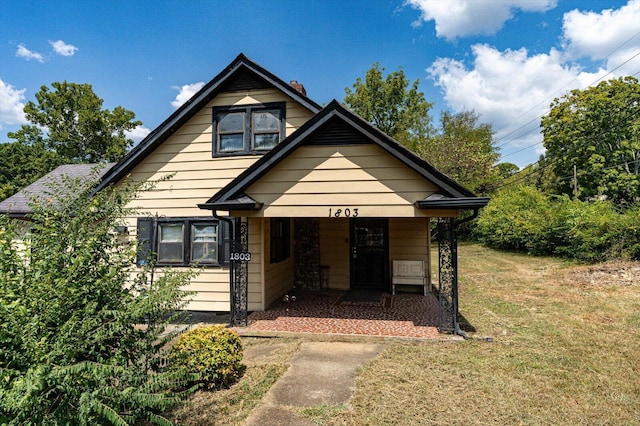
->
left=289, top=80, right=306, bottom=96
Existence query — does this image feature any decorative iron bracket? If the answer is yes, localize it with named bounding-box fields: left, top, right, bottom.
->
left=230, top=217, right=249, bottom=326
left=436, top=217, right=458, bottom=333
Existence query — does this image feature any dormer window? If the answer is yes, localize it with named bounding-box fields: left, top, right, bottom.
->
left=213, top=102, right=285, bottom=155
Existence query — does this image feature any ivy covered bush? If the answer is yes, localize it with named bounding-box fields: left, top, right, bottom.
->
left=169, top=325, right=243, bottom=389
left=0, top=172, right=197, bottom=425
left=476, top=185, right=640, bottom=262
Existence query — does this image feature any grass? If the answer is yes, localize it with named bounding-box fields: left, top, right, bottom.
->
left=322, top=244, right=640, bottom=425
left=166, top=337, right=301, bottom=425
left=168, top=244, right=640, bottom=425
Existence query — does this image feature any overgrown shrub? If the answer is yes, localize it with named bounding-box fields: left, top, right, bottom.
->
left=0, top=172, right=197, bottom=425
left=477, top=185, right=640, bottom=261
left=169, top=325, right=243, bottom=389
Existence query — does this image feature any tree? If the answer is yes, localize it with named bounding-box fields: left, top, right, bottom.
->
left=0, top=140, right=61, bottom=200
left=0, top=173, right=197, bottom=425
left=419, top=110, right=499, bottom=193
left=344, top=63, right=435, bottom=151
left=541, top=76, right=640, bottom=204
left=495, top=162, right=519, bottom=180
left=8, top=81, right=141, bottom=163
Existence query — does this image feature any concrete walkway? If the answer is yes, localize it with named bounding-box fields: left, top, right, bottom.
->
left=243, top=341, right=385, bottom=426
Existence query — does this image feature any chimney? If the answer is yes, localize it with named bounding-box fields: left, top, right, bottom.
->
left=289, top=80, right=306, bottom=96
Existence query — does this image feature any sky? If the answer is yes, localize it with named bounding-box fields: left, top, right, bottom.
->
left=1, top=0, right=639, bottom=169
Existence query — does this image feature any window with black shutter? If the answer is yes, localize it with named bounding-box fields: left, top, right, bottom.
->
left=136, top=217, right=227, bottom=267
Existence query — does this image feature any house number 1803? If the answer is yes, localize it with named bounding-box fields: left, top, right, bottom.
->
left=328, top=208, right=358, bottom=218
left=230, top=252, right=252, bottom=262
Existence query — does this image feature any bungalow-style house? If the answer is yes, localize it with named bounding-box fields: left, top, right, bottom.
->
left=2, top=54, right=488, bottom=334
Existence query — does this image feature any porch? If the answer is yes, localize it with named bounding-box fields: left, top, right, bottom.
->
left=241, top=289, right=442, bottom=339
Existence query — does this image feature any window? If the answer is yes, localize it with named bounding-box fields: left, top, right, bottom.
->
left=158, top=223, right=184, bottom=262
left=270, top=218, right=290, bottom=263
left=137, top=218, right=227, bottom=266
left=213, top=103, right=285, bottom=155
left=191, top=223, right=218, bottom=263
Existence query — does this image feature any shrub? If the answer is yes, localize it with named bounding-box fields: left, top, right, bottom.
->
left=476, top=185, right=555, bottom=254
left=169, top=325, right=243, bottom=389
left=477, top=185, right=640, bottom=261
left=0, top=172, right=197, bottom=425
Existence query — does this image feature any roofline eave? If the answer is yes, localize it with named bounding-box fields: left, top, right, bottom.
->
left=414, top=197, right=490, bottom=210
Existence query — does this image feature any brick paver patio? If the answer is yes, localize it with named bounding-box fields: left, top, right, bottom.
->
left=243, top=290, right=441, bottom=339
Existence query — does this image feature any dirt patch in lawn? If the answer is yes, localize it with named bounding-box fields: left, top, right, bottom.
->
left=560, top=260, right=640, bottom=287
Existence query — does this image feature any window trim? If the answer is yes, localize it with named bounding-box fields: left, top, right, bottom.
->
left=212, top=102, right=286, bottom=156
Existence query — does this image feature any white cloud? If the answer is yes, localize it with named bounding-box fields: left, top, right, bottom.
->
left=427, top=44, right=606, bottom=165
left=171, top=82, right=205, bottom=109
left=49, top=40, right=78, bottom=57
left=406, top=0, right=557, bottom=39
left=125, top=125, right=151, bottom=143
left=561, top=0, right=640, bottom=75
left=16, top=44, right=44, bottom=63
left=0, top=78, right=28, bottom=130
left=423, top=2, right=639, bottom=166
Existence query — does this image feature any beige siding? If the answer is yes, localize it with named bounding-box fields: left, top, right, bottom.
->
left=245, top=144, right=454, bottom=218
left=318, top=218, right=350, bottom=290
left=120, top=89, right=314, bottom=311
left=247, top=217, right=263, bottom=311
left=263, top=218, right=295, bottom=307
left=388, top=218, right=431, bottom=288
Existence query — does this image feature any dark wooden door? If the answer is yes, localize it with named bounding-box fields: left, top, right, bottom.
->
left=350, top=218, right=389, bottom=290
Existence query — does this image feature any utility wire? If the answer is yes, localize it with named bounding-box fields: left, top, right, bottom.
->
left=491, top=100, right=640, bottom=191
left=498, top=87, right=640, bottom=162
left=494, top=45, right=640, bottom=154
left=493, top=30, right=640, bottom=140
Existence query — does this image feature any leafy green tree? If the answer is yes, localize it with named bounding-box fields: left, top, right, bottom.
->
left=0, top=140, right=61, bottom=200
left=495, top=162, right=519, bottom=180
left=419, top=110, right=499, bottom=193
left=344, top=63, right=435, bottom=151
left=8, top=81, right=141, bottom=163
left=541, top=76, right=640, bottom=204
left=0, top=173, right=197, bottom=425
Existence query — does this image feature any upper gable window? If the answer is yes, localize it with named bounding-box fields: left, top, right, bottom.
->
left=213, top=102, right=285, bottom=155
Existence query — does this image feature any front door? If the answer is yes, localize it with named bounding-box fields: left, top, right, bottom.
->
left=350, top=218, right=389, bottom=290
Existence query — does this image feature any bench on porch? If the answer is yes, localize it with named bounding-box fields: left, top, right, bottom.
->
left=392, top=260, right=428, bottom=296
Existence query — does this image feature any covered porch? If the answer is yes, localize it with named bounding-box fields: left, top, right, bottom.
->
left=243, top=289, right=441, bottom=339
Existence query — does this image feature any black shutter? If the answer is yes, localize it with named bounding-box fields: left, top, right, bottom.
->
left=136, top=217, right=155, bottom=266
left=221, top=220, right=231, bottom=266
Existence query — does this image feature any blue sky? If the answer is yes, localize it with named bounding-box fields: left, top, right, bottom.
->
left=1, top=0, right=639, bottom=168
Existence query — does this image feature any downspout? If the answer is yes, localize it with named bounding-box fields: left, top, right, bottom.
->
left=213, top=211, right=235, bottom=326
left=452, top=208, right=479, bottom=340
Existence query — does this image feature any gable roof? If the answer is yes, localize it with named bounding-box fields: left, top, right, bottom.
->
left=0, top=163, right=115, bottom=218
left=93, top=53, right=322, bottom=194
left=198, top=100, right=486, bottom=212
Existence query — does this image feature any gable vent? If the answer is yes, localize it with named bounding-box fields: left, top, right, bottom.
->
left=219, top=68, right=272, bottom=92
left=305, top=119, right=370, bottom=146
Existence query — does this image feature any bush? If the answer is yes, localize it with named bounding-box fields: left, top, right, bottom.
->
left=477, top=185, right=640, bottom=261
left=0, top=172, right=197, bottom=425
left=169, top=325, right=243, bottom=389
left=476, top=185, right=555, bottom=254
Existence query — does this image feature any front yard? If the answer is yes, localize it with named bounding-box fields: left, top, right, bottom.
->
left=171, top=244, right=640, bottom=425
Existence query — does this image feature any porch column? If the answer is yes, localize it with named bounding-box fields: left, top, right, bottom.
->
left=230, top=217, right=249, bottom=326
left=437, top=216, right=458, bottom=333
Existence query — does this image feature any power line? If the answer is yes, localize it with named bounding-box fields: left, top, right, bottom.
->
left=493, top=42, right=640, bottom=154
left=491, top=100, right=640, bottom=191
left=498, top=88, right=640, bottom=163
left=493, top=30, right=640, bottom=140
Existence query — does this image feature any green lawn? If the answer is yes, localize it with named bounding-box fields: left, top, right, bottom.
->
left=172, top=244, right=640, bottom=425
